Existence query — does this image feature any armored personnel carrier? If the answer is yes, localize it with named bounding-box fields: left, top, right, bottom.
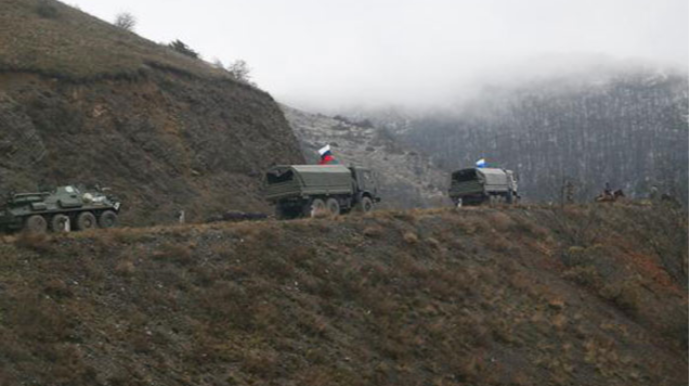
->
left=448, top=167, right=519, bottom=206
left=264, top=165, right=381, bottom=219
left=0, top=185, right=121, bottom=233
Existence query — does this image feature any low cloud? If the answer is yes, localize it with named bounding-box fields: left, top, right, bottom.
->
left=73, top=0, right=689, bottom=110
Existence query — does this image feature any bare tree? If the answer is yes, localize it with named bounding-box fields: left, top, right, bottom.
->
left=211, top=59, right=225, bottom=69
left=227, top=60, right=252, bottom=84
left=114, top=12, right=136, bottom=31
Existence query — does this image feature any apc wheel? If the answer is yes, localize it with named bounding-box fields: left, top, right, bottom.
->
left=25, top=215, right=47, bottom=233
left=98, top=210, right=118, bottom=228
left=310, top=198, right=327, bottom=218
left=51, top=214, right=71, bottom=232
left=76, top=212, right=97, bottom=231
left=356, top=196, right=375, bottom=213
left=325, top=198, right=340, bottom=216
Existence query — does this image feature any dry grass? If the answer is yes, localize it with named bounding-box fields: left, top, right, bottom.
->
left=402, top=231, right=419, bottom=244
left=0, top=204, right=685, bottom=386
left=152, top=242, right=194, bottom=265
left=363, top=224, right=384, bottom=238
left=0, top=0, right=231, bottom=81
left=14, top=231, right=54, bottom=253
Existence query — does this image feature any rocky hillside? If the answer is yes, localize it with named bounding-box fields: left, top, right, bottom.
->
left=282, top=105, right=447, bottom=208
left=0, top=203, right=686, bottom=385
left=0, top=0, right=304, bottom=226
left=352, top=68, right=689, bottom=203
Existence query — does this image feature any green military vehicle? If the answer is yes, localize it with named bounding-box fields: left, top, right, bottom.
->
left=264, top=165, right=380, bottom=219
left=0, top=185, right=121, bottom=233
left=448, top=167, right=519, bottom=206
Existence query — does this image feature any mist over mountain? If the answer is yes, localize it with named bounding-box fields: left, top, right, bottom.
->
left=339, top=64, right=688, bottom=204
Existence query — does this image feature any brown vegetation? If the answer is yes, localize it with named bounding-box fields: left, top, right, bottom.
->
left=0, top=0, right=305, bottom=227
left=0, top=204, right=686, bottom=385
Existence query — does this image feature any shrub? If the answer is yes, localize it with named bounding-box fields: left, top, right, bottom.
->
left=43, top=278, right=74, bottom=299
left=227, top=60, right=252, bottom=84
left=600, top=279, right=641, bottom=315
left=114, top=259, right=136, bottom=276
left=152, top=243, right=194, bottom=265
left=114, top=12, right=136, bottom=31
left=563, top=265, right=601, bottom=288
left=363, top=225, right=383, bottom=238
left=486, top=211, right=514, bottom=231
left=15, top=231, right=54, bottom=253
left=36, top=0, right=58, bottom=19
left=168, top=39, right=199, bottom=59
left=403, top=231, right=419, bottom=244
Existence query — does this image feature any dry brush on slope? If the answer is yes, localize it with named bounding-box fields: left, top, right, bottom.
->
left=0, top=203, right=686, bottom=385
left=0, top=0, right=305, bottom=226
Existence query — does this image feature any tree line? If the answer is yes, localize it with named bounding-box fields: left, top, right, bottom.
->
left=393, top=71, right=689, bottom=203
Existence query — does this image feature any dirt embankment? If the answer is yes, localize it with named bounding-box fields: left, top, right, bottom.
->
left=0, top=72, right=304, bottom=226
left=0, top=203, right=686, bottom=385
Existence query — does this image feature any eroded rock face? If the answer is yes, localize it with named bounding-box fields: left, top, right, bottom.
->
left=0, top=72, right=304, bottom=225
left=282, top=105, right=448, bottom=209
left=0, top=92, right=47, bottom=167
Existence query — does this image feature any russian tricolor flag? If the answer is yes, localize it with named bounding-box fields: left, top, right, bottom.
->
left=318, top=144, right=339, bottom=165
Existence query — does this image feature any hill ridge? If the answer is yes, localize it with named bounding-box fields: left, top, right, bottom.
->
left=0, top=0, right=305, bottom=225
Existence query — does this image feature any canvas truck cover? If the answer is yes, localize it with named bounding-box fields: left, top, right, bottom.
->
left=264, top=165, right=354, bottom=200
left=449, top=167, right=512, bottom=196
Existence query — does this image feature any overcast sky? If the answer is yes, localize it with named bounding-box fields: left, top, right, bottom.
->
left=69, top=0, right=688, bottom=110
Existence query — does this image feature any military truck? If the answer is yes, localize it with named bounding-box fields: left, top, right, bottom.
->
left=0, top=185, right=121, bottom=233
left=264, top=165, right=380, bottom=219
left=448, top=167, right=519, bottom=206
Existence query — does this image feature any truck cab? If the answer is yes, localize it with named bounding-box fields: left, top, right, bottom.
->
left=350, top=167, right=380, bottom=203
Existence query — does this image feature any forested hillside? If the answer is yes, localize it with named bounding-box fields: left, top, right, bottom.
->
left=361, top=69, right=688, bottom=203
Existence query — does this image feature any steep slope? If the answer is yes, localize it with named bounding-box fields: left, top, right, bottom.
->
left=0, top=0, right=304, bottom=226
left=0, top=203, right=686, bottom=385
left=352, top=68, right=689, bottom=203
left=283, top=105, right=447, bottom=208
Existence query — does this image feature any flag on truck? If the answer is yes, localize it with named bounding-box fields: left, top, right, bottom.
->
left=475, top=158, right=487, bottom=168
left=318, top=144, right=339, bottom=165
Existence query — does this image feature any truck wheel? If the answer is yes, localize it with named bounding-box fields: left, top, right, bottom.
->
left=310, top=198, right=327, bottom=218
left=25, top=215, right=47, bottom=233
left=356, top=196, right=374, bottom=213
left=76, top=212, right=97, bottom=231
left=99, top=210, right=118, bottom=228
left=326, top=198, right=340, bottom=216
left=51, top=214, right=71, bottom=232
